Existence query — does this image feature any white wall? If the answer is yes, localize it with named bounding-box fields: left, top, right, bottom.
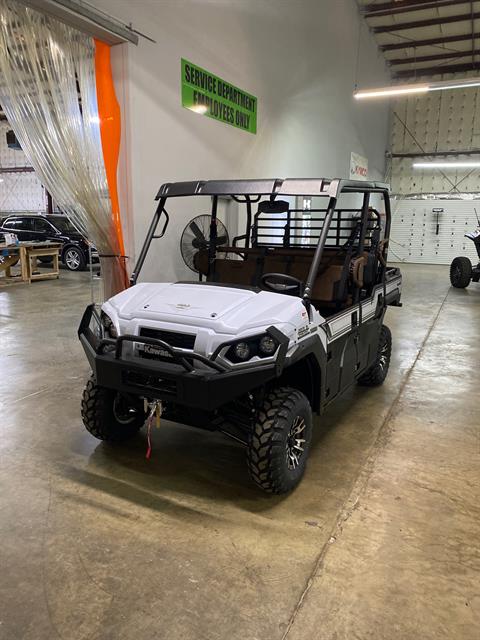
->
left=94, top=0, right=390, bottom=282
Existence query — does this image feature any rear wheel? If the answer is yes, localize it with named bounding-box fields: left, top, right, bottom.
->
left=81, top=376, right=146, bottom=442
left=450, top=256, right=472, bottom=288
left=63, top=246, right=86, bottom=271
left=247, top=387, right=312, bottom=494
left=358, top=324, right=391, bottom=387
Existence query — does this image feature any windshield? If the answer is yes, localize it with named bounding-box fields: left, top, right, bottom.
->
left=51, top=217, right=80, bottom=234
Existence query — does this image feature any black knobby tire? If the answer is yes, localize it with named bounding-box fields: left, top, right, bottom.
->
left=63, top=246, right=86, bottom=271
left=247, top=387, right=313, bottom=494
left=450, top=256, right=472, bottom=288
left=81, top=376, right=146, bottom=442
left=358, top=324, right=392, bottom=387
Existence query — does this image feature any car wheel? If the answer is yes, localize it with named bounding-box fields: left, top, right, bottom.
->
left=64, top=246, right=86, bottom=271
left=81, top=376, right=146, bottom=442
left=358, top=324, right=391, bottom=387
left=246, top=387, right=312, bottom=494
left=450, top=256, right=472, bottom=288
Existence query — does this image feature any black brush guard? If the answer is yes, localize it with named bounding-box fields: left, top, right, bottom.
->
left=78, top=304, right=288, bottom=411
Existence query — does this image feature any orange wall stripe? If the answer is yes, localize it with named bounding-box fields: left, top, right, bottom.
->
left=94, top=38, right=128, bottom=287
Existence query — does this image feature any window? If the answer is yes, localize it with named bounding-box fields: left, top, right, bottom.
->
left=34, top=218, right=54, bottom=233
left=4, top=217, right=35, bottom=231
left=50, top=217, right=78, bottom=234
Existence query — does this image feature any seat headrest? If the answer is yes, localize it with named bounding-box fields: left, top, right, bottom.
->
left=257, top=200, right=290, bottom=214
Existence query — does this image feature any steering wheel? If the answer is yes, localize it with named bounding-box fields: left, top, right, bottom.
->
left=260, top=273, right=303, bottom=296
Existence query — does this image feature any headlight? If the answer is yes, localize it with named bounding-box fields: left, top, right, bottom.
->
left=259, top=335, right=277, bottom=355
left=234, top=342, right=251, bottom=361
left=225, top=333, right=278, bottom=363
left=101, top=311, right=118, bottom=339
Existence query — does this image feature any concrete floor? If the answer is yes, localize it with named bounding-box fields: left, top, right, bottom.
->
left=0, top=264, right=478, bottom=640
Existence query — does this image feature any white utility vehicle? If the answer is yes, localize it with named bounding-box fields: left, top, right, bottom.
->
left=79, top=178, right=402, bottom=494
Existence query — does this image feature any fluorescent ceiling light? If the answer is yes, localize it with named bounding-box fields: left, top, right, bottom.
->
left=413, top=161, right=480, bottom=169
left=354, top=76, right=480, bottom=100
left=189, top=104, right=208, bottom=114
left=355, top=85, right=429, bottom=99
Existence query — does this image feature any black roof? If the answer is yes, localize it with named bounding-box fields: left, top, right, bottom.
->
left=156, top=178, right=390, bottom=200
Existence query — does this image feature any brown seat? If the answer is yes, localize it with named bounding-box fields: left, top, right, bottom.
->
left=214, top=258, right=257, bottom=286
left=201, top=246, right=351, bottom=307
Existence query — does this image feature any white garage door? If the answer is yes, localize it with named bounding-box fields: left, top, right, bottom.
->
left=390, top=199, right=480, bottom=265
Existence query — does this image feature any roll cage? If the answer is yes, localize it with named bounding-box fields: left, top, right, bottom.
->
left=131, top=178, right=392, bottom=308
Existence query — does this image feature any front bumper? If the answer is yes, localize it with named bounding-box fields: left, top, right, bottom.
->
left=78, top=305, right=287, bottom=412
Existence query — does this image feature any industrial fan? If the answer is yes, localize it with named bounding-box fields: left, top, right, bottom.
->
left=180, top=214, right=229, bottom=273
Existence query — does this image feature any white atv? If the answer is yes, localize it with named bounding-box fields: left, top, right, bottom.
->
left=79, top=178, right=402, bottom=494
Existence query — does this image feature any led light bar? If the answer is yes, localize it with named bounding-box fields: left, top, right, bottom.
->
left=354, top=76, right=480, bottom=100
left=413, top=161, right=480, bottom=169
left=354, top=85, right=429, bottom=99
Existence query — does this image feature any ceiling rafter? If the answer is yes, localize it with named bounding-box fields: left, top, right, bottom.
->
left=380, top=32, right=480, bottom=51
left=389, top=48, right=480, bottom=65
left=393, top=61, right=480, bottom=77
left=364, top=0, right=471, bottom=19
left=373, top=12, right=480, bottom=34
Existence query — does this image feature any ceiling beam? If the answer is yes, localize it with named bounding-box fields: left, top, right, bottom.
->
left=373, top=12, right=480, bottom=33
left=381, top=31, right=480, bottom=51
left=19, top=0, right=139, bottom=45
left=393, top=61, right=479, bottom=77
left=390, top=149, right=480, bottom=158
left=364, top=0, right=469, bottom=19
left=0, top=166, right=35, bottom=173
left=389, top=48, right=480, bottom=65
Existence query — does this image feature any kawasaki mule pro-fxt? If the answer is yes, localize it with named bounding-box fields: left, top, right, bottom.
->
left=79, top=178, right=402, bottom=494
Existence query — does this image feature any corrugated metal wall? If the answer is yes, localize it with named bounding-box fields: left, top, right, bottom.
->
left=390, top=198, right=479, bottom=265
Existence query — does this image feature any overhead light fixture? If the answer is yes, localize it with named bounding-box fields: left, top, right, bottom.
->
left=354, top=76, right=480, bottom=100
left=189, top=104, right=208, bottom=114
left=355, top=84, right=429, bottom=99
left=413, top=161, right=480, bottom=169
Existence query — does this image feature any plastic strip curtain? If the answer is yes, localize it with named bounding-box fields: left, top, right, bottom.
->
left=0, top=0, right=128, bottom=297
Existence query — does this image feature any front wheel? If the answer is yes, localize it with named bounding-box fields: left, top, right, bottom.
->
left=81, top=376, right=146, bottom=442
left=247, top=387, right=312, bottom=494
left=63, top=246, right=86, bottom=271
left=358, top=324, right=391, bottom=387
left=450, top=256, right=472, bottom=288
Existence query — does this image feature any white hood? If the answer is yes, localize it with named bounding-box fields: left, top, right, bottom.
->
left=107, top=282, right=306, bottom=335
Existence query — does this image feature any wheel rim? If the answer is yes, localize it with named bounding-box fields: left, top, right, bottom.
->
left=113, top=394, right=139, bottom=425
left=65, top=249, right=80, bottom=269
left=286, top=416, right=307, bottom=470
left=378, top=339, right=390, bottom=371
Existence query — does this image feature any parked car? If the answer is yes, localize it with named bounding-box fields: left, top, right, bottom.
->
left=0, top=213, right=97, bottom=271
left=79, top=177, right=402, bottom=494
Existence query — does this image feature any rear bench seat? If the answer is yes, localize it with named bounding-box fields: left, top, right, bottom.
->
left=201, top=247, right=348, bottom=306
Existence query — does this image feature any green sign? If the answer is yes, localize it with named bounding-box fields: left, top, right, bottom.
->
left=181, top=58, right=257, bottom=134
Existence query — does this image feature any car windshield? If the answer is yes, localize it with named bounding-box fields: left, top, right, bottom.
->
left=52, top=217, right=80, bottom=234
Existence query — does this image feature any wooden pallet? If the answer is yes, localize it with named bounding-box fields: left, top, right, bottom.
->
left=0, top=242, right=61, bottom=286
